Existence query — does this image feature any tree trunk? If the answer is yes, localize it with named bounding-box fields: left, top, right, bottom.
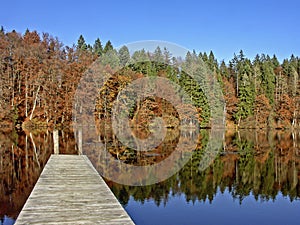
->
left=29, top=85, right=40, bottom=120
left=30, top=132, right=40, bottom=168
left=53, top=130, right=59, bottom=154
left=78, top=128, right=82, bottom=155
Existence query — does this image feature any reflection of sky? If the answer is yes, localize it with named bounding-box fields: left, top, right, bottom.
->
left=125, top=189, right=300, bottom=225
left=0, top=216, right=15, bottom=225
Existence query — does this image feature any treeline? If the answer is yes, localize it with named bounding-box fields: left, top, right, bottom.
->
left=1, top=28, right=300, bottom=129
left=0, top=29, right=92, bottom=128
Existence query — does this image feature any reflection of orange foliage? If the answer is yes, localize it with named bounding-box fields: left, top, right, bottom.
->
left=222, top=130, right=300, bottom=180
left=274, top=132, right=296, bottom=163
left=0, top=132, right=52, bottom=219
left=221, top=154, right=238, bottom=177
left=88, top=123, right=199, bottom=169
left=254, top=149, right=271, bottom=164
left=100, top=129, right=300, bottom=203
left=0, top=130, right=77, bottom=219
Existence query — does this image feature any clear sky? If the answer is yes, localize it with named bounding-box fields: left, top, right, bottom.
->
left=1, top=0, right=300, bottom=62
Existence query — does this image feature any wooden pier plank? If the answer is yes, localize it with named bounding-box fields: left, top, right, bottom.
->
left=15, top=155, right=135, bottom=225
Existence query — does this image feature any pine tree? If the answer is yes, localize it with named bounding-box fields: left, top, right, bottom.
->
left=229, top=53, right=239, bottom=95
left=185, top=51, right=198, bottom=68
left=201, top=52, right=208, bottom=62
left=87, top=44, right=93, bottom=52
left=103, top=40, right=113, bottom=53
left=24, top=28, right=30, bottom=36
left=131, top=49, right=149, bottom=62
left=208, top=51, right=218, bottom=72
left=271, top=54, right=280, bottom=68
left=235, top=59, right=255, bottom=124
left=180, top=52, right=211, bottom=126
left=118, top=45, right=130, bottom=66
left=77, top=35, right=87, bottom=51
left=220, top=60, right=229, bottom=78
left=93, top=38, right=103, bottom=56
left=252, top=54, right=261, bottom=95
left=163, top=47, right=171, bottom=64
left=153, top=46, right=164, bottom=62
left=260, top=60, right=275, bottom=104
left=100, top=49, right=120, bottom=68
left=129, top=49, right=150, bottom=74
left=0, top=26, right=4, bottom=35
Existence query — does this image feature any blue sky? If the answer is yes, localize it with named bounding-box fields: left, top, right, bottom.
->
left=1, top=0, right=300, bottom=62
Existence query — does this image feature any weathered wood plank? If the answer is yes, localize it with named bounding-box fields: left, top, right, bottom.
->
left=15, top=155, right=135, bottom=225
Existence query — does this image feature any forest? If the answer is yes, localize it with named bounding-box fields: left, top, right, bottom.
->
left=1, top=27, right=300, bottom=130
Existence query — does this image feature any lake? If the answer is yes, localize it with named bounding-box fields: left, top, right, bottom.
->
left=0, top=128, right=300, bottom=225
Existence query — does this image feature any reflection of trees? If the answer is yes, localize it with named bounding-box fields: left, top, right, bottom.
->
left=106, top=130, right=300, bottom=206
left=0, top=129, right=76, bottom=219
left=0, top=131, right=51, bottom=219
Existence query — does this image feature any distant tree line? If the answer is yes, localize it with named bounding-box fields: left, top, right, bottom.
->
left=1, top=28, right=300, bottom=129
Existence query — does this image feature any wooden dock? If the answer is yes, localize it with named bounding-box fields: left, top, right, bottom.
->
left=15, top=155, right=135, bottom=225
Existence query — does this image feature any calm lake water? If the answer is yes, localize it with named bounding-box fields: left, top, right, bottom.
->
left=0, top=128, right=300, bottom=225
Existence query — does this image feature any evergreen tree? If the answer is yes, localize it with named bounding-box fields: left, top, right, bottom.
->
left=201, top=52, right=208, bottom=62
left=101, top=49, right=120, bottom=68
left=163, top=47, right=172, bottom=64
left=181, top=52, right=211, bottom=125
left=290, top=54, right=297, bottom=67
left=229, top=53, right=239, bottom=95
left=93, top=38, right=103, bottom=56
left=271, top=54, right=280, bottom=68
left=185, top=51, right=198, bottom=68
left=237, top=50, right=245, bottom=63
left=131, top=49, right=149, bottom=62
left=282, top=57, right=299, bottom=99
left=103, top=40, right=113, bottom=53
left=260, top=60, right=275, bottom=104
left=289, top=55, right=299, bottom=86
left=87, top=44, right=93, bottom=52
left=0, top=26, right=4, bottom=35
left=208, top=51, right=218, bottom=72
left=235, top=59, right=255, bottom=123
left=282, top=59, right=290, bottom=76
left=253, top=54, right=261, bottom=65
left=252, top=54, right=262, bottom=94
left=24, top=28, right=30, bottom=36
left=220, top=60, right=229, bottom=78
left=130, top=49, right=151, bottom=74
left=153, top=46, right=164, bottom=62
left=77, top=35, right=87, bottom=51
left=118, top=45, right=130, bottom=66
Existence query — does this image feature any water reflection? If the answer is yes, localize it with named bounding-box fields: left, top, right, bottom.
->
left=0, top=129, right=77, bottom=223
left=1, top=128, right=300, bottom=224
left=101, top=129, right=300, bottom=225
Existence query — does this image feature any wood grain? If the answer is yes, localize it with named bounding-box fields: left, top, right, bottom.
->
left=15, top=155, right=135, bottom=225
